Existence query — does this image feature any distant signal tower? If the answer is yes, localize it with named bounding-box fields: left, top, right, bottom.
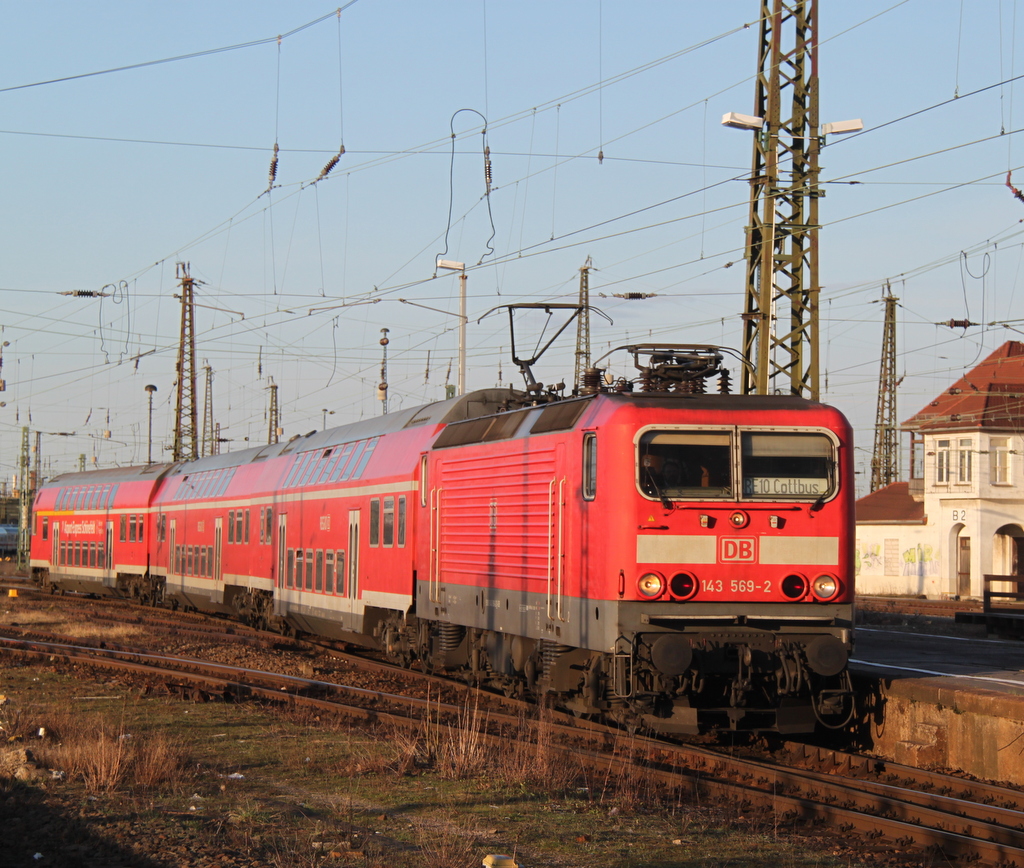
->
left=870, top=287, right=900, bottom=492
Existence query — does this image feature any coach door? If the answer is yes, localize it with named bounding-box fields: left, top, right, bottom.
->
left=168, top=520, right=176, bottom=580
left=343, top=509, right=362, bottom=616
left=106, top=521, right=114, bottom=572
left=277, top=513, right=287, bottom=588
left=214, top=517, right=223, bottom=583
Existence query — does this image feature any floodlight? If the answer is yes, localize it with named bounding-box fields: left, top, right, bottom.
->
left=721, top=112, right=764, bottom=131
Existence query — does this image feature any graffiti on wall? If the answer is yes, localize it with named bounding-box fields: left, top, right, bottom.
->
left=855, top=541, right=938, bottom=576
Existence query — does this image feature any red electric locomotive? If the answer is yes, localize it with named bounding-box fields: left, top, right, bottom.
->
left=30, top=343, right=854, bottom=734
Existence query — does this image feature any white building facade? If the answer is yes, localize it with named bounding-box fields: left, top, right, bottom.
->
left=856, top=342, right=1024, bottom=599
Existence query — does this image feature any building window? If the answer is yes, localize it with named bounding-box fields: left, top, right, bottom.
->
left=958, top=439, right=972, bottom=483
left=936, top=439, right=951, bottom=484
left=992, top=437, right=1011, bottom=484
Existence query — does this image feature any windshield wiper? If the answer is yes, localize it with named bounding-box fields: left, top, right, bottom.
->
left=644, top=469, right=674, bottom=511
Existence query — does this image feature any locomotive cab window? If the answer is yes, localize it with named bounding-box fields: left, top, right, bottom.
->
left=638, top=431, right=732, bottom=500
left=741, top=432, right=835, bottom=500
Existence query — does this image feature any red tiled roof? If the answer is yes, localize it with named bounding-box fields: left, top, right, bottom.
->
left=903, top=341, right=1024, bottom=431
left=856, top=481, right=925, bottom=524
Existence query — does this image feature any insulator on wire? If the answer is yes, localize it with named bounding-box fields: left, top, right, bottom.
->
left=598, top=149, right=604, bottom=164
left=943, top=319, right=977, bottom=329
left=318, top=154, right=340, bottom=181
left=268, top=143, right=279, bottom=185
left=484, top=145, right=492, bottom=194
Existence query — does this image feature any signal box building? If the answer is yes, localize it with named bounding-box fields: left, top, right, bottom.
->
left=855, top=341, right=1024, bottom=599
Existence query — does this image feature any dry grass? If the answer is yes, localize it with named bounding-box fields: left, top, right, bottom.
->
left=0, top=604, right=146, bottom=643
left=31, top=703, right=190, bottom=793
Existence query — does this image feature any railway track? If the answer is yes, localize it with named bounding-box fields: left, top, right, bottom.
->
left=3, top=608, right=1024, bottom=867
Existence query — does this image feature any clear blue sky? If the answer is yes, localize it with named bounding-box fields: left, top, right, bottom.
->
left=1, top=0, right=1021, bottom=494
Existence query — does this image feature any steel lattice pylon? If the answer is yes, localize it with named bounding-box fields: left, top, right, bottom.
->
left=267, top=377, right=280, bottom=445
left=574, top=258, right=592, bottom=393
left=741, top=0, right=820, bottom=399
left=172, top=262, right=199, bottom=462
left=870, top=288, right=900, bottom=491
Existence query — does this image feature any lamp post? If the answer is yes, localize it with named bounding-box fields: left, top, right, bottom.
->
left=145, top=384, right=157, bottom=464
left=322, top=409, right=334, bottom=430
left=437, top=259, right=467, bottom=395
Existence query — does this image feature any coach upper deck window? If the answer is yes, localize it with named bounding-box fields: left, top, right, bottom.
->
left=638, top=431, right=732, bottom=500
left=740, top=432, right=835, bottom=500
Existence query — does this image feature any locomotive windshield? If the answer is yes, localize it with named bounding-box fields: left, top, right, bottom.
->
left=637, top=429, right=836, bottom=502
left=740, top=432, right=834, bottom=500
left=638, top=431, right=733, bottom=499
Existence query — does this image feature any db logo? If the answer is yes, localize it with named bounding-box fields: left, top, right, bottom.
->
left=720, top=537, right=756, bottom=563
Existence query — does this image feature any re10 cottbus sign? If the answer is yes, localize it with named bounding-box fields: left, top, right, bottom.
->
left=720, top=537, right=756, bottom=563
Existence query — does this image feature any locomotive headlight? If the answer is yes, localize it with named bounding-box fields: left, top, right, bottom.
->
left=729, top=510, right=748, bottom=528
left=812, top=574, right=839, bottom=600
left=637, top=572, right=665, bottom=598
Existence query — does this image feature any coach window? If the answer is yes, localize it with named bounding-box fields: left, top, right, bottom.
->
left=305, top=548, right=314, bottom=590
left=119, top=515, right=127, bottom=542
left=287, top=549, right=296, bottom=588
left=382, top=497, right=395, bottom=547
left=336, top=550, right=347, bottom=596
left=236, top=511, right=244, bottom=545
left=158, top=514, right=166, bottom=543
left=227, top=510, right=235, bottom=544
left=89, top=542, right=97, bottom=568
left=398, top=496, right=407, bottom=547
left=41, top=516, right=49, bottom=541
left=419, top=455, right=428, bottom=507
left=244, top=509, right=250, bottom=544
left=324, top=550, right=335, bottom=593
left=259, top=507, right=266, bottom=543
left=129, top=515, right=137, bottom=543
left=315, top=550, right=324, bottom=592
left=741, top=432, right=835, bottom=501
left=264, top=507, right=273, bottom=545
left=97, top=542, right=104, bottom=568
left=638, top=431, right=733, bottom=500
left=583, top=433, right=597, bottom=501
left=369, top=498, right=380, bottom=546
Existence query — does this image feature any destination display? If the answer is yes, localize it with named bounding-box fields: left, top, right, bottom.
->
left=742, top=476, right=827, bottom=497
